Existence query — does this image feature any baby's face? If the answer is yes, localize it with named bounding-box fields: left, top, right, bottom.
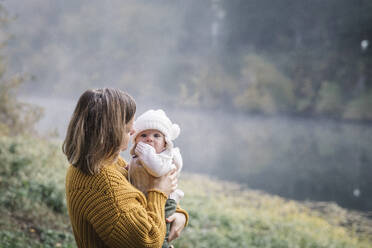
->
left=135, top=129, right=166, bottom=153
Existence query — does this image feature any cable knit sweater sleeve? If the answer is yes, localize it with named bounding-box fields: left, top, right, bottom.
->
left=65, top=157, right=168, bottom=248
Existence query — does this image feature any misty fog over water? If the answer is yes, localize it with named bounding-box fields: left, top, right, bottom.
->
left=21, top=96, right=372, bottom=211
left=4, top=0, right=372, bottom=211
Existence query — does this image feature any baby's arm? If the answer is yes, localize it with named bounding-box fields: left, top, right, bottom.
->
left=135, top=142, right=174, bottom=177
left=169, top=147, right=184, bottom=203
left=172, top=147, right=183, bottom=173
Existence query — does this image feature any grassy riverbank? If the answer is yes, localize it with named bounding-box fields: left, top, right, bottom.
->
left=0, top=136, right=371, bottom=248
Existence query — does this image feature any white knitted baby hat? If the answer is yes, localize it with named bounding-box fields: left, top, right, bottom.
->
left=132, top=109, right=180, bottom=149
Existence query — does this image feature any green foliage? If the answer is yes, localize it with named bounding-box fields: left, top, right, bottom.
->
left=234, top=54, right=295, bottom=114
left=5, top=0, right=372, bottom=121
left=315, top=81, right=343, bottom=117
left=178, top=61, right=237, bottom=109
left=0, top=3, right=43, bottom=136
left=221, top=0, right=372, bottom=120
left=0, top=230, right=32, bottom=248
left=0, top=136, right=75, bottom=247
left=177, top=53, right=296, bottom=115
left=0, top=74, right=43, bottom=136
left=0, top=137, right=64, bottom=212
left=174, top=174, right=372, bottom=248
left=1, top=136, right=371, bottom=248
left=343, top=90, right=372, bottom=120
left=0, top=229, right=75, bottom=248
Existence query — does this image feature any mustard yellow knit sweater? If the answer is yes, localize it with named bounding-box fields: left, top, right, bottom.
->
left=65, top=157, right=188, bottom=248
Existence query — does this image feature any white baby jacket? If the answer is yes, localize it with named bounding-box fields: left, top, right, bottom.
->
left=128, top=142, right=184, bottom=202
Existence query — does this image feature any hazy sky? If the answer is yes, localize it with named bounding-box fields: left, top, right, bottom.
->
left=3, top=0, right=221, bottom=99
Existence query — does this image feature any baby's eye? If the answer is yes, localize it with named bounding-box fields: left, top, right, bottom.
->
left=140, top=133, right=147, bottom=138
left=154, top=133, right=161, bottom=138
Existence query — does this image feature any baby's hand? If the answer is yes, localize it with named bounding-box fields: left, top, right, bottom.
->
left=135, top=142, right=156, bottom=158
left=135, top=142, right=164, bottom=177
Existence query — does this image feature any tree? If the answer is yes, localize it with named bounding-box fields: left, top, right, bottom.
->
left=0, top=5, right=42, bottom=136
left=220, top=0, right=372, bottom=119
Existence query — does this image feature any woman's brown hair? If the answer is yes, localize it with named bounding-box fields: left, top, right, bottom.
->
left=62, top=88, right=136, bottom=175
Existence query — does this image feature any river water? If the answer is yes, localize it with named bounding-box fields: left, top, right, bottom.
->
left=22, top=96, right=372, bottom=211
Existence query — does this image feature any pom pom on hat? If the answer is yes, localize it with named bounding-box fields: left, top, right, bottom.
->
left=132, top=109, right=180, bottom=148
left=171, top=124, right=180, bottom=140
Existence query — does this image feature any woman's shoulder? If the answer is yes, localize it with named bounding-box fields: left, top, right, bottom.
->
left=66, top=160, right=129, bottom=192
left=102, top=159, right=129, bottom=183
left=66, top=165, right=108, bottom=193
left=116, top=156, right=128, bottom=167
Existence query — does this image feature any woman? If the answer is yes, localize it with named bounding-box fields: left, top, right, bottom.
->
left=63, top=88, right=188, bottom=248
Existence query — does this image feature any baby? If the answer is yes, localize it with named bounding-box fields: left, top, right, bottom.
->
left=128, top=109, right=184, bottom=248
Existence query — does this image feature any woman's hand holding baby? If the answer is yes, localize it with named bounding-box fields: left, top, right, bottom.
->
left=167, top=212, right=186, bottom=242
left=149, top=169, right=178, bottom=196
